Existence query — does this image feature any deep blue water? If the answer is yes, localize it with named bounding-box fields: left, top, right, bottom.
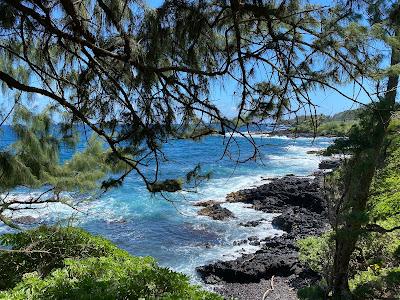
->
left=0, top=126, right=332, bottom=281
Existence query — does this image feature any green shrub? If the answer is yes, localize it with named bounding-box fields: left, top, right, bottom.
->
left=297, top=285, right=326, bottom=300
left=0, top=225, right=129, bottom=290
left=0, top=226, right=222, bottom=300
left=300, top=116, right=400, bottom=299
left=298, top=231, right=334, bottom=285
left=349, top=267, right=400, bottom=299
left=0, top=256, right=222, bottom=300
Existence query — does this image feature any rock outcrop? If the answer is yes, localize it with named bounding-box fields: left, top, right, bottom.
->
left=197, top=203, right=235, bottom=221
left=197, top=175, right=328, bottom=290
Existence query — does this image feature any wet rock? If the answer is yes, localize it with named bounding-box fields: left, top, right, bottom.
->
left=238, top=219, right=265, bottom=227
left=12, top=215, right=38, bottom=224
left=249, top=240, right=261, bottom=246
left=193, top=200, right=222, bottom=207
left=198, top=204, right=234, bottom=220
left=197, top=239, right=298, bottom=283
left=319, top=159, right=341, bottom=170
left=194, top=242, right=214, bottom=249
left=233, top=239, right=247, bottom=246
left=197, top=174, right=327, bottom=291
left=306, top=150, right=324, bottom=155
left=226, top=176, right=326, bottom=215
left=107, top=218, right=127, bottom=224
left=272, top=207, right=326, bottom=237
left=247, top=236, right=259, bottom=242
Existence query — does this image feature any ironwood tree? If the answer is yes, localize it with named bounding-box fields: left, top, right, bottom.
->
left=325, top=1, right=400, bottom=298
left=0, top=0, right=372, bottom=191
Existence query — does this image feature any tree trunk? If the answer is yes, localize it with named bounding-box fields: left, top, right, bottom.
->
left=332, top=33, right=400, bottom=299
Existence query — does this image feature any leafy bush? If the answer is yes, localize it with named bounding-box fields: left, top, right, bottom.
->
left=347, top=117, right=400, bottom=299
left=298, top=232, right=334, bottom=284
left=0, top=226, right=128, bottom=290
left=0, top=256, right=221, bottom=300
left=0, top=226, right=222, bottom=300
left=297, top=285, right=326, bottom=300
left=350, top=267, right=400, bottom=299
left=367, top=118, right=400, bottom=225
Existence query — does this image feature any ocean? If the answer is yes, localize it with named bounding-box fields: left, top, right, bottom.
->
left=0, top=125, right=333, bottom=282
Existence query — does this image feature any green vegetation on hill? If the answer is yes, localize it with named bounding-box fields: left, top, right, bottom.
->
left=291, top=119, right=357, bottom=137
left=286, top=108, right=362, bottom=137
left=0, top=226, right=222, bottom=300
left=330, top=108, right=364, bottom=122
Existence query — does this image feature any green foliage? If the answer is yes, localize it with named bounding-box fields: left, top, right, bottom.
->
left=0, top=106, right=128, bottom=193
left=346, top=116, right=400, bottom=299
left=147, top=164, right=212, bottom=193
left=0, top=226, right=222, bottom=300
left=148, top=179, right=184, bottom=193
left=349, top=267, right=400, bottom=299
left=325, top=104, right=399, bottom=156
left=367, top=117, right=400, bottom=225
left=0, top=257, right=221, bottom=300
left=0, top=106, right=132, bottom=227
left=0, top=226, right=130, bottom=290
left=298, top=232, right=334, bottom=277
left=355, top=232, right=400, bottom=272
left=0, top=107, right=129, bottom=192
left=297, top=285, right=326, bottom=300
left=299, top=116, right=400, bottom=299
left=291, top=119, right=356, bottom=137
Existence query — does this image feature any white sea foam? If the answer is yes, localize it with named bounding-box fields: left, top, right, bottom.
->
left=284, top=145, right=324, bottom=153
left=222, top=132, right=335, bottom=142
left=195, top=174, right=272, bottom=201
left=172, top=202, right=284, bottom=281
left=0, top=137, right=334, bottom=285
left=1, top=192, right=77, bottom=221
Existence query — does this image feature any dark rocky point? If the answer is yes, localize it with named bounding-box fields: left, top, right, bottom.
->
left=197, top=173, right=330, bottom=299
left=12, top=215, right=39, bottom=224
left=233, top=239, right=248, bottom=246
left=198, top=203, right=234, bottom=221
left=238, top=219, right=265, bottom=227
left=306, top=149, right=324, bottom=155
left=319, top=159, right=341, bottom=170
left=193, top=200, right=222, bottom=207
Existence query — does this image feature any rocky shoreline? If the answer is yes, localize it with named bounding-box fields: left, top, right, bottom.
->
left=195, top=159, right=339, bottom=300
left=258, top=129, right=338, bottom=139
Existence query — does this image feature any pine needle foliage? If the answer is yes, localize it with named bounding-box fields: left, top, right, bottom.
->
left=0, top=106, right=128, bottom=193
left=0, top=105, right=131, bottom=227
left=0, top=0, right=378, bottom=189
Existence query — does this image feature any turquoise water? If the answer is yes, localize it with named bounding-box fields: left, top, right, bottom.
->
left=0, top=127, right=332, bottom=281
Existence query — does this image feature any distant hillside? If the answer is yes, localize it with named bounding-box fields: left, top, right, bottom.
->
left=330, top=108, right=364, bottom=122
left=286, top=108, right=362, bottom=137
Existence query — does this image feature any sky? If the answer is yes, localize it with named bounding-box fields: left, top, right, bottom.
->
left=0, top=0, right=389, bottom=121
left=205, top=0, right=379, bottom=117
left=207, top=70, right=373, bottom=118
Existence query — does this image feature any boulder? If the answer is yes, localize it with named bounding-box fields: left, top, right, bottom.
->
left=238, top=219, right=265, bottom=227
left=198, top=204, right=234, bottom=220
left=193, top=200, right=222, bottom=207
left=12, top=215, right=38, bottom=224
left=319, top=159, right=341, bottom=170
